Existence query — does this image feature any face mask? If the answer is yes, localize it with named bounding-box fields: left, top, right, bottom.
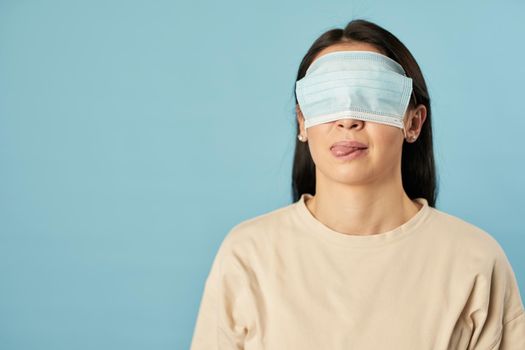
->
left=295, top=50, right=413, bottom=137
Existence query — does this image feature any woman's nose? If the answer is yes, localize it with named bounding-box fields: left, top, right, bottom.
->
left=336, top=117, right=364, bottom=129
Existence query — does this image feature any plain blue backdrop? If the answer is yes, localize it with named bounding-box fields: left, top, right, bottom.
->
left=1, top=0, right=524, bottom=349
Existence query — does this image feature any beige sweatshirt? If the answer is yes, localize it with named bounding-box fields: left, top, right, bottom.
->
left=190, top=193, right=525, bottom=349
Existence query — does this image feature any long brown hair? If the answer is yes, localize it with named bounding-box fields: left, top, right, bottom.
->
left=291, top=19, right=438, bottom=207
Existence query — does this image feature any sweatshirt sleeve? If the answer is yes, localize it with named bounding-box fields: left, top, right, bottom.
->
left=467, top=240, right=525, bottom=350
left=498, top=310, right=525, bottom=349
left=491, top=246, right=525, bottom=350
left=189, top=232, right=253, bottom=350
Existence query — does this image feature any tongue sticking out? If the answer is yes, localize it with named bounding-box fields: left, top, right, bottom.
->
left=331, top=146, right=363, bottom=156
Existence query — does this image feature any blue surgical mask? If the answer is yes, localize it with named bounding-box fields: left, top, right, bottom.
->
left=295, top=50, right=413, bottom=137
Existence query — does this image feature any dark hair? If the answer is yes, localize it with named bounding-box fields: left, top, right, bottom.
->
left=291, top=19, right=438, bottom=207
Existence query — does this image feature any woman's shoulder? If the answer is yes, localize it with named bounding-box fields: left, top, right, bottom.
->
left=428, top=206, right=525, bottom=326
left=207, top=201, right=301, bottom=270
left=425, top=205, right=508, bottom=263
left=221, top=200, right=299, bottom=247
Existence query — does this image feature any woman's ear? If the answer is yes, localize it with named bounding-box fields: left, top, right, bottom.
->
left=405, top=104, right=427, bottom=140
left=296, top=105, right=306, bottom=134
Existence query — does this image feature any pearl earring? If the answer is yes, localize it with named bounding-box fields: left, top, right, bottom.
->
left=298, top=134, right=306, bottom=142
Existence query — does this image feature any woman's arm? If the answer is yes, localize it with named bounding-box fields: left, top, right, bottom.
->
left=190, top=234, right=251, bottom=350
left=468, top=242, right=525, bottom=349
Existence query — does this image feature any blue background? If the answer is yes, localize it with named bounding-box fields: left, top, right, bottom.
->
left=1, top=0, right=524, bottom=349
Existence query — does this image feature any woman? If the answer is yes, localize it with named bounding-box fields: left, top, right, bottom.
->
left=190, top=19, right=525, bottom=349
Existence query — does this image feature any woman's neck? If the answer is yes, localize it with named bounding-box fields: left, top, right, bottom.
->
left=305, top=178, right=422, bottom=236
